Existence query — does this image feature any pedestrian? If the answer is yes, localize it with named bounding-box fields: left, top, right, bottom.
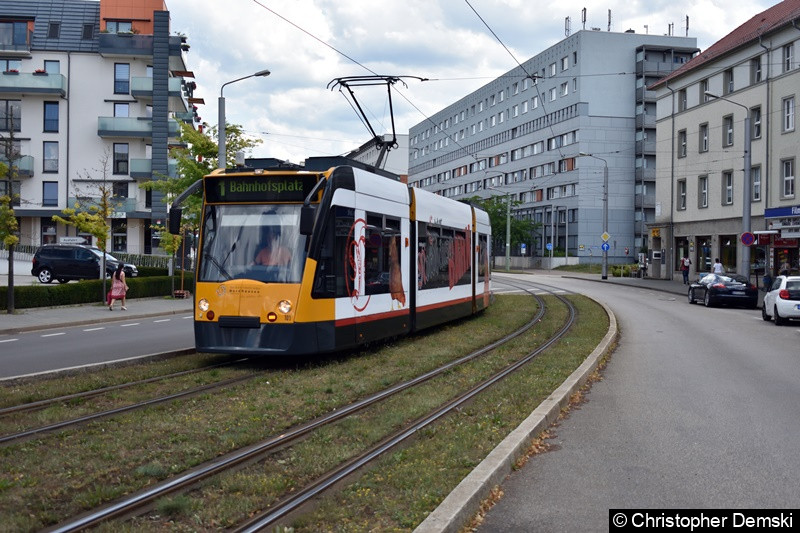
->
left=680, top=255, right=691, bottom=284
left=712, top=258, right=724, bottom=274
left=108, top=263, right=128, bottom=311
left=779, top=260, right=790, bottom=276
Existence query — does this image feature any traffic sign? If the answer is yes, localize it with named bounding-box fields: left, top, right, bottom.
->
left=546, top=242, right=553, bottom=251
left=601, top=242, right=610, bottom=252
left=740, top=232, right=756, bottom=246
left=601, top=232, right=611, bottom=242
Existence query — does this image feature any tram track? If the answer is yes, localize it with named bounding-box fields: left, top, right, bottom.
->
left=45, top=284, right=578, bottom=532
left=0, top=358, right=254, bottom=446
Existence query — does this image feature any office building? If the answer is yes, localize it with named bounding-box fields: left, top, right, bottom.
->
left=408, top=29, right=697, bottom=266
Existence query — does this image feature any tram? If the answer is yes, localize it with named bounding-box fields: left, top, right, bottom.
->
left=169, top=157, right=492, bottom=355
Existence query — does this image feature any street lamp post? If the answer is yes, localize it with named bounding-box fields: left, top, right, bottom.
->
left=579, top=153, right=609, bottom=280
left=705, top=92, right=752, bottom=280
left=218, top=69, right=271, bottom=169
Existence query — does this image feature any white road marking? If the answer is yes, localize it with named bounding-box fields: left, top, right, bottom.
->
left=120, top=323, right=140, bottom=327
left=83, top=327, right=105, bottom=331
left=0, top=338, right=19, bottom=344
left=41, top=332, right=65, bottom=338
left=153, top=319, right=171, bottom=323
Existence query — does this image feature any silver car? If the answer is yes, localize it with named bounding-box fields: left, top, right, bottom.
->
left=762, top=275, right=800, bottom=325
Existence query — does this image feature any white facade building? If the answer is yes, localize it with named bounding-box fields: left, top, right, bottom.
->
left=651, top=0, right=800, bottom=280
left=1, top=0, right=200, bottom=254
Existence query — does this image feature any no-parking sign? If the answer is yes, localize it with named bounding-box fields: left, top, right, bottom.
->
left=740, top=232, right=756, bottom=246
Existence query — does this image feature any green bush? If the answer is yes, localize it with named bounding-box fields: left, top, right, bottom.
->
left=0, top=275, right=195, bottom=311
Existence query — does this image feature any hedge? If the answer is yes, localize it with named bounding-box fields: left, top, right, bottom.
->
left=0, top=275, right=194, bottom=311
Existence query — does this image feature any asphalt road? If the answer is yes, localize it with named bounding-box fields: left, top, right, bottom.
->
left=479, top=273, right=800, bottom=532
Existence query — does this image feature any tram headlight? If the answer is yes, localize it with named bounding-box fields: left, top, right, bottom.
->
left=278, top=299, right=292, bottom=314
left=198, top=298, right=210, bottom=312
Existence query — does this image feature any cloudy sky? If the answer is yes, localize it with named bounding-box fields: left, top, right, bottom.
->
left=165, top=0, right=778, bottom=164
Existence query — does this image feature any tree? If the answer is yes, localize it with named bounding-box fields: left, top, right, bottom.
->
left=463, top=195, right=539, bottom=262
left=52, top=152, right=120, bottom=300
left=140, top=121, right=261, bottom=270
left=0, top=123, right=21, bottom=313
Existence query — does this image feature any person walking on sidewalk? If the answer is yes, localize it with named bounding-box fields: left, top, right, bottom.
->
left=712, top=258, right=724, bottom=274
left=680, top=255, right=691, bottom=284
left=108, top=263, right=129, bottom=311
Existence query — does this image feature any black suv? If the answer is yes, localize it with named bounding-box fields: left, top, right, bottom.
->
left=31, top=244, right=138, bottom=284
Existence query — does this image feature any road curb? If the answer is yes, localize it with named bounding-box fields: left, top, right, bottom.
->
left=413, top=299, right=618, bottom=533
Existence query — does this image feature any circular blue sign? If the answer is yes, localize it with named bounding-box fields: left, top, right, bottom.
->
left=601, top=242, right=610, bottom=251
left=546, top=243, right=553, bottom=251
left=740, top=232, right=756, bottom=246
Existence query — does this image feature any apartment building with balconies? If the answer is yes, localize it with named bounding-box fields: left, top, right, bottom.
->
left=0, top=0, right=201, bottom=254
left=407, top=29, right=696, bottom=266
left=651, top=0, right=800, bottom=280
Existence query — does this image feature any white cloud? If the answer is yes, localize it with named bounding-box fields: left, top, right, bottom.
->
left=167, top=0, right=775, bottom=164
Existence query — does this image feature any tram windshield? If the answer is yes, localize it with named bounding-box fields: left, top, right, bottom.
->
left=198, top=204, right=306, bottom=283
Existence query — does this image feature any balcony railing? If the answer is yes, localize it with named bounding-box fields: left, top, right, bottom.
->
left=68, top=196, right=138, bottom=214
left=130, top=158, right=178, bottom=179
left=98, top=117, right=180, bottom=138
left=0, top=72, right=66, bottom=97
left=0, top=155, right=34, bottom=177
left=99, top=33, right=154, bottom=57
left=130, top=76, right=184, bottom=99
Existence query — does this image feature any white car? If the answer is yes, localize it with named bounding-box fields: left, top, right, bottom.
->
left=762, top=275, right=800, bottom=325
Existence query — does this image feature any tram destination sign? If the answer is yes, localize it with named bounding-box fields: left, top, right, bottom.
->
left=206, top=174, right=319, bottom=203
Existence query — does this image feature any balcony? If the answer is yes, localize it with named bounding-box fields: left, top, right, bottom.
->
left=635, top=193, right=656, bottom=209
left=0, top=155, right=33, bottom=177
left=635, top=114, right=656, bottom=129
left=0, top=72, right=66, bottom=97
left=98, top=117, right=180, bottom=139
left=635, top=139, right=656, bottom=155
left=130, top=158, right=178, bottom=179
left=636, top=60, right=674, bottom=78
left=635, top=86, right=657, bottom=102
left=99, top=32, right=154, bottom=58
left=635, top=167, right=656, bottom=182
left=131, top=76, right=185, bottom=99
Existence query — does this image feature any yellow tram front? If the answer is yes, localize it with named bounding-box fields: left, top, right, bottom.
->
left=194, top=168, right=325, bottom=355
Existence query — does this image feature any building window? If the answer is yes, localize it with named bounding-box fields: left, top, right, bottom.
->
left=0, top=99, right=21, bottom=131
left=678, top=130, right=687, bottom=157
left=699, top=123, right=709, bottom=152
left=560, top=82, right=568, bottom=96
left=43, top=101, right=59, bottom=132
left=724, top=68, right=734, bottom=94
left=723, top=171, right=734, bottom=205
left=42, top=181, right=58, bottom=206
left=114, top=63, right=130, bottom=94
left=561, top=56, right=569, bottom=71
left=783, top=96, right=795, bottom=132
left=113, top=143, right=129, bottom=174
left=532, top=95, right=538, bottom=109
left=549, top=62, right=556, bottom=76
left=723, top=115, right=734, bottom=146
left=783, top=43, right=794, bottom=73
left=106, top=21, right=132, bottom=33
left=82, top=23, right=94, bottom=40
left=43, top=141, right=58, bottom=172
left=752, top=166, right=761, bottom=202
left=698, top=176, right=708, bottom=208
left=751, top=106, right=761, bottom=139
left=114, top=103, right=129, bottom=117
left=0, top=21, right=29, bottom=48
left=678, top=89, right=687, bottom=111
left=113, top=181, right=128, bottom=198
left=678, top=179, right=686, bottom=210
left=41, top=218, right=57, bottom=244
left=44, top=60, right=60, bottom=74
left=700, top=79, right=709, bottom=102
left=751, top=56, right=762, bottom=83
left=783, top=159, right=795, bottom=197
left=549, top=88, right=556, bottom=101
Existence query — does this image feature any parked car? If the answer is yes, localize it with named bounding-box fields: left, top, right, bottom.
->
left=687, top=273, right=758, bottom=308
left=89, top=248, right=138, bottom=278
left=31, top=244, right=136, bottom=284
left=761, top=275, right=800, bottom=325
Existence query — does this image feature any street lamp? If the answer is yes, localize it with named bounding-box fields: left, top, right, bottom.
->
left=218, top=69, right=271, bottom=169
left=704, top=92, right=752, bottom=280
left=579, top=152, right=609, bottom=280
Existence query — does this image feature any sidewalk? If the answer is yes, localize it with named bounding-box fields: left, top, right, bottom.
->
left=0, top=296, right=193, bottom=335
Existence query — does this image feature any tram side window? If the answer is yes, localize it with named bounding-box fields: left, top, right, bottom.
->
left=418, top=223, right=471, bottom=290
left=312, top=206, right=353, bottom=298
left=364, top=213, right=401, bottom=296
left=478, top=234, right=488, bottom=282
